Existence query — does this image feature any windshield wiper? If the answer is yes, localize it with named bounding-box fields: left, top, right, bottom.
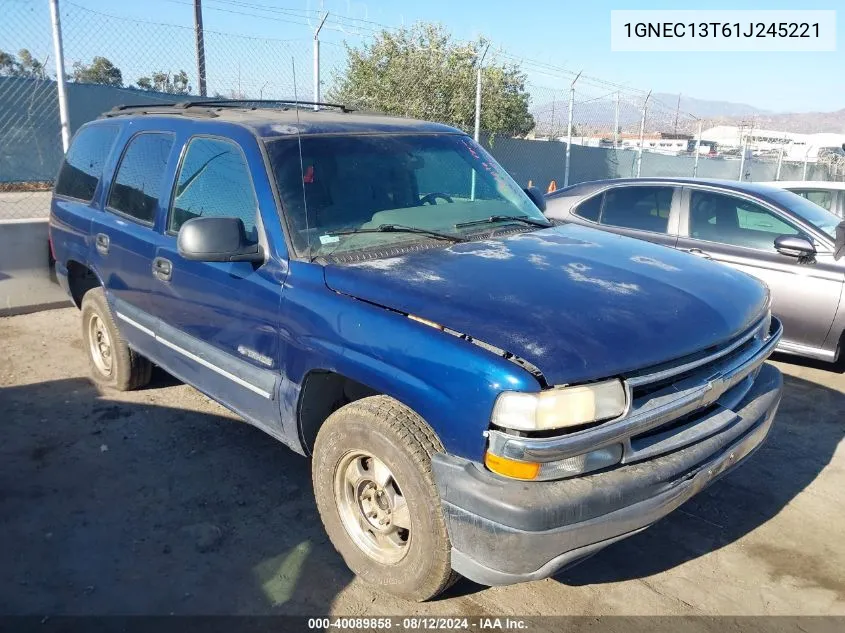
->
left=454, top=215, right=553, bottom=229
left=326, top=223, right=468, bottom=243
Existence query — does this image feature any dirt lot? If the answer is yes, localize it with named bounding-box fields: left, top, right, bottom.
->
left=1, top=308, right=844, bottom=618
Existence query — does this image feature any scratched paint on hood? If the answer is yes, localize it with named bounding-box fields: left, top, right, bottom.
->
left=324, top=224, right=769, bottom=385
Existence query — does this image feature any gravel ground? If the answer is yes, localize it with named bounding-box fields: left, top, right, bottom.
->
left=1, top=308, right=844, bottom=619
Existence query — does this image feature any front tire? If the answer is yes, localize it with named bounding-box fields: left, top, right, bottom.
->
left=80, top=288, right=152, bottom=391
left=312, top=395, right=458, bottom=601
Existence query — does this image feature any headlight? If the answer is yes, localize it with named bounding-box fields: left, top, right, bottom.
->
left=491, top=379, right=627, bottom=431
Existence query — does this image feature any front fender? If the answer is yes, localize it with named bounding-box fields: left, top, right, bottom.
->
left=280, top=263, right=541, bottom=462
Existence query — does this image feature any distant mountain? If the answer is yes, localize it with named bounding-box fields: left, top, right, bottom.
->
left=714, top=110, right=845, bottom=134
left=651, top=93, right=767, bottom=119
left=530, top=92, right=845, bottom=137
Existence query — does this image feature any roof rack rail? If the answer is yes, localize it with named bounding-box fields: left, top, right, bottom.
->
left=180, top=99, right=356, bottom=112
left=101, top=101, right=219, bottom=118
left=101, top=99, right=355, bottom=118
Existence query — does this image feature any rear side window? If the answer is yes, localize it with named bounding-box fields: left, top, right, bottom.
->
left=54, top=125, right=119, bottom=202
left=574, top=194, right=602, bottom=222
left=169, top=137, right=258, bottom=236
left=601, top=186, right=673, bottom=233
left=107, top=133, right=175, bottom=224
left=791, top=189, right=833, bottom=211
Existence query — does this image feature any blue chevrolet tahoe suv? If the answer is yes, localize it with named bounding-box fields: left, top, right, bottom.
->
left=49, top=101, right=784, bottom=601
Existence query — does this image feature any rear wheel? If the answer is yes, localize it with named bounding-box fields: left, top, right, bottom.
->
left=80, top=288, right=152, bottom=391
left=312, top=395, right=458, bottom=601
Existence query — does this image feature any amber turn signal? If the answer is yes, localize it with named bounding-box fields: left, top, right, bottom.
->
left=484, top=451, right=540, bottom=480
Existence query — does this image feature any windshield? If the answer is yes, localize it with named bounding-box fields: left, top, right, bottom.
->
left=266, top=133, right=548, bottom=257
left=766, top=188, right=842, bottom=240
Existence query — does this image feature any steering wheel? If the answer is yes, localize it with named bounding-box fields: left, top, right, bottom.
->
left=420, top=192, right=454, bottom=205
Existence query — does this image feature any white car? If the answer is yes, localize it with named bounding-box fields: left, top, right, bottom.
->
left=762, top=181, right=845, bottom=218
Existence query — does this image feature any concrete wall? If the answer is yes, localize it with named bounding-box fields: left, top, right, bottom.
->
left=0, top=219, right=70, bottom=316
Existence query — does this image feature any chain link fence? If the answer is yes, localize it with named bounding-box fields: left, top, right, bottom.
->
left=0, top=0, right=58, bottom=220
left=1, top=0, right=842, bottom=220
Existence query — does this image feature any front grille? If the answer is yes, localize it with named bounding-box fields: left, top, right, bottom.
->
left=618, top=314, right=777, bottom=464
left=485, top=314, right=782, bottom=470
left=629, top=333, right=761, bottom=402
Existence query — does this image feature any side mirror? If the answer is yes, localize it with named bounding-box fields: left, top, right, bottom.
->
left=524, top=185, right=546, bottom=212
left=177, top=216, right=264, bottom=263
left=774, top=234, right=815, bottom=259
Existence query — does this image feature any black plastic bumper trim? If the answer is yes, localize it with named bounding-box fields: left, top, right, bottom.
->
left=433, top=363, right=782, bottom=584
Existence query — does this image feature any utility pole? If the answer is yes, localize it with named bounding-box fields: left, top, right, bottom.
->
left=194, top=0, right=207, bottom=96
left=49, top=0, right=70, bottom=151
left=613, top=91, right=620, bottom=149
left=564, top=70, right=581, bottom=188
left=636, top=90, right=651, bottom=178
left=313, top=11, right=328, bottom=110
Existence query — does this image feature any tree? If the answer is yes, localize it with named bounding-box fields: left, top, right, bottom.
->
left=136, top=70, right=191, bottom=95
left=17, top=49, right=46, bottom=79
left=72, top=56, right=123, bottom=86
left=327, top=23, right=534, bottom=136
left=0, top=49, right=47, bottom=79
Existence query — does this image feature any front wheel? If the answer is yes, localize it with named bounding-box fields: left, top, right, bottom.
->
left=312, top=395, right=458, bottom=601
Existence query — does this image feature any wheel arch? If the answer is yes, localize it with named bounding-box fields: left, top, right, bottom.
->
left=296, top=369, right=385, bottom=456
left=66, top=259, right=103, bottom=308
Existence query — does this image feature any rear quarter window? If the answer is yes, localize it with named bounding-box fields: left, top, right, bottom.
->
left=573, top=194, right=602, bottom=222
left=54, top=125, right=120, bottom=202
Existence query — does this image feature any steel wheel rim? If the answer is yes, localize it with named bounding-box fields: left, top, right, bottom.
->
left=88, top=313, right=113, bottom=376
left=333, top=450, right=412, bottom=565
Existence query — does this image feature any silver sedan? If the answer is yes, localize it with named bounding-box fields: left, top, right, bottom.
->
left=546, top=178, right=845, bottom=363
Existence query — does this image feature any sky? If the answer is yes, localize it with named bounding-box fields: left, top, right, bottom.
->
left=13, top=0, right=845, bottom=113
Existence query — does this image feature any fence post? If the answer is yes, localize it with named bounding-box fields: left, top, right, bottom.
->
left=471, top=43, right=490, bottom=200
left=564, top=71, right=581, bottom=188
left=693, top=119, right=702, bottom=178
left=193, top=0, right=207, bottom=97
left=738, top=120, right=753, bottom=181
left=473, top=43, right=490, bottom=143
left=312, top=12, right=328, bottom=110
left=49, top=0, right=70, bottom=152
left=613, top=91, right=620, bottom=149
left=636, top=90, right=651, bottom=178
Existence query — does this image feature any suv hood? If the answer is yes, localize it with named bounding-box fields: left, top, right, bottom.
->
left=323, top=225, right=769, bottom=386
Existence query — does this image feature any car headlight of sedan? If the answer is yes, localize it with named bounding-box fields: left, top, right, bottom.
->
left=491, top=378, right=627, bottom=432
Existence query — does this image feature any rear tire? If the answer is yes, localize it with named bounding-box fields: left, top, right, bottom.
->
left=80, top=288, right=152, bottom=391
left=312, top=395, right=458, bottom=601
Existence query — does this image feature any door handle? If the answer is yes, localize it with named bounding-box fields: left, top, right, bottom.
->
left=95, top=233, right=109, bottom=255
left=687, top=248, right=712, bottom=260
left=152, top=257, right=173, bottom=282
